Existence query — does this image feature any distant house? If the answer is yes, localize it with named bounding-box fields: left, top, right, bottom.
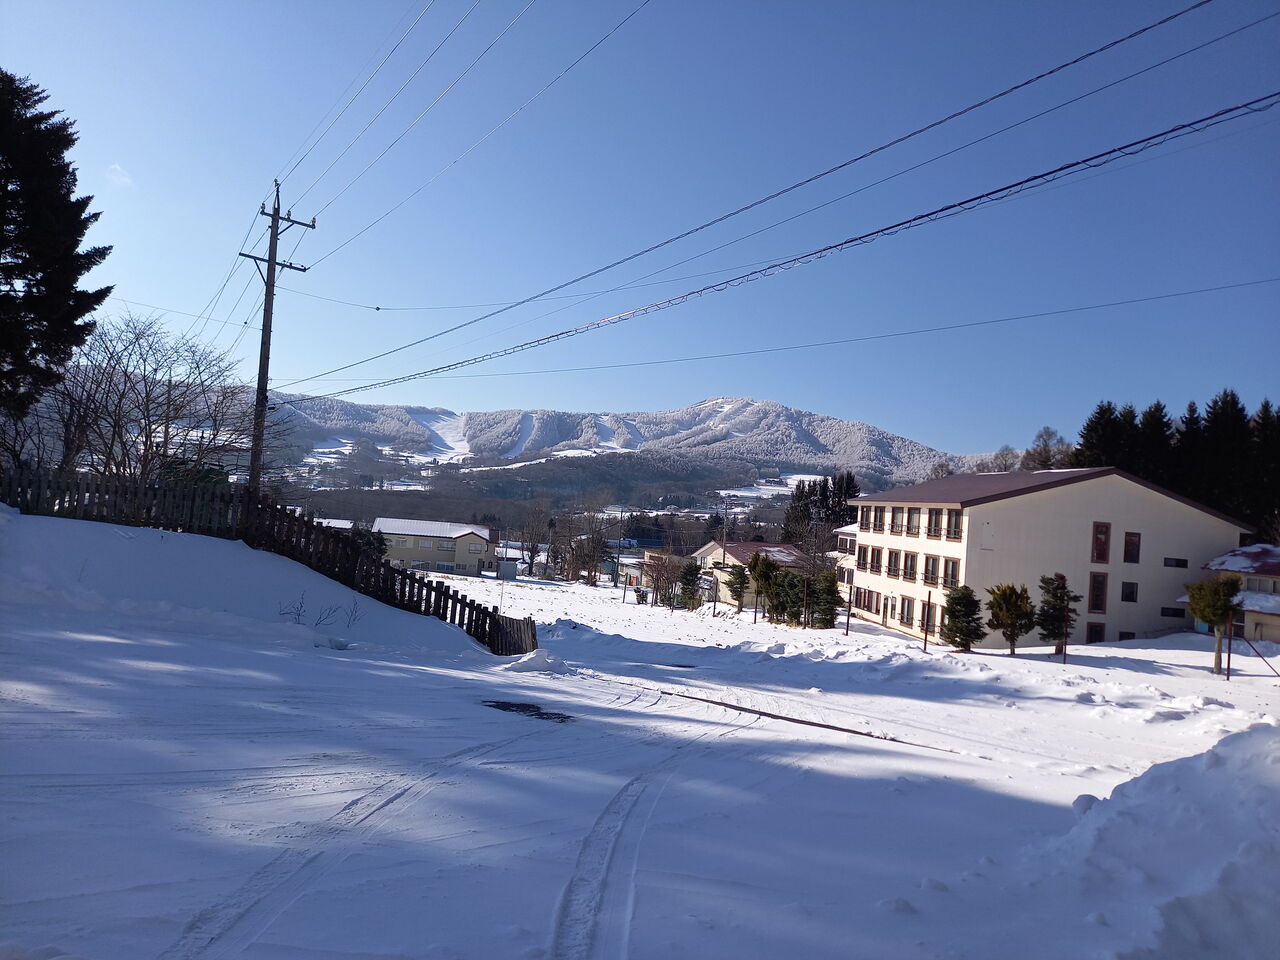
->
left=1197, top=544, right=1280, bottom=643
left=690, top=540, right=810, bottom=608
left=313, top=517, right=354, bottom=530
left=372, top=518, right=492, bottom=575
left=838, top=468, right=1251, bottom=647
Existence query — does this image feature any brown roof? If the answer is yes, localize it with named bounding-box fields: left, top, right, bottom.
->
left=699, top=541, right=809, bottom=568
left=853, top=468, right=1252, bottom=530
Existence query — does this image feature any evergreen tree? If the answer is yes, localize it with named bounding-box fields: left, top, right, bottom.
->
left=1201, top=389, right=1253, bottom=522
left=1250, top=399, right=1280, bottom=539
left=829, top=470, right=861, bottom=526
left=772, top=570, right=807, bottom=625
left=725, top=565, right=749, bottom=612
left=678, top=558, right=702, bottom=610
left=1184, top=573, right=1241, bottom=675
left=1, top=70, right=112, bottom=419
left=985, top=583, right=1036, bottom=655
left=939, top=585, right=985, bottom=651
left=781, top=480, right=813, bottom=545
left=1175, top=401, right=1205, bottom=503
left=747, top=551, right=781, bottom=620
left=1074, top=401, right=1134, bottom=469
left=1134, top=400, right=1175, bottom=488
left=810, top=569, right=842, bottom=629
left=1035, top=575, right=1082, bottom=656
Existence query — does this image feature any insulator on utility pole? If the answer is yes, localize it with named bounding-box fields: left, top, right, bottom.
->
left=239, top=180, right=315, bottom=497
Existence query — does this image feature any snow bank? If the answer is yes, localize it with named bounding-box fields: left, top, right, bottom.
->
left=0, top=511, right=481, bottom=658
left=902, top=723, right=1280, bottom=959
left=501, top=647, right=576, bottom=674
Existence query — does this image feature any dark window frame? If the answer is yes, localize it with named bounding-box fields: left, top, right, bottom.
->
left=1160, top=606, right=1185, bottom=618
left=1085, top=622, right=1105, bottom=644
left=1123, top=531, right=1141, bottom=564
left=942, top=557, right=960, bottom=588
left=1163, top=557, right=1188, bottom=568
left=1092, top=522, right=1111, bottom=564
left=906, top=507, right=921, bottom=536
left=926, top=508, right=943, bottom=538
left=945, top=509, right=963, bottom=540
left=1088, top=571, right=1108, bottom=614
left=1121, top=581, right=1138, bottom=603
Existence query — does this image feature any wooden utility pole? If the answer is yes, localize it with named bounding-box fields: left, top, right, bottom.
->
left=240, top=181, right=314, bottom=497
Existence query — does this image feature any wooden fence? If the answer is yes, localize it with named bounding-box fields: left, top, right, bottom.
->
left=0, top=468, right=536, bottom=656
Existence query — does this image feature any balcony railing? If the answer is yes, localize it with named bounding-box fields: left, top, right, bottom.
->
left=859, top=521, right=871, bottom=532
left=906, top=524, right=920, bottom=535
left=901, top=571, right=916, bottom=582
left=946, top=527, right=962, bottom=540
left=890, top=523, right=904, bottom=534
left=900, top=615, right=914, bottom=627
left=926, top=525, right=942, bottom=537
left=856, top=561, right=868, bottom=571
left=869, top=562, right=882, bottom=574
left=872, top=522, right=884, bottom=532
left=923, top=573, right=939, bottom=586
left=886, top=566, right=900, bottom=578
left=836, top=543, right=854, bottom=554
left=942, top=575, right=959, bottom=588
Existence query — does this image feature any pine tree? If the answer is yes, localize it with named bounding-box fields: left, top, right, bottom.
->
left=1175, top=401, right=1205, bottom=503
left=725, top=565, right=749, bottom=612
left=985, top=583, right=1036, bottom=655
left=1134, top=401, right=1175, bottom=488
left=1201, top=389, right=1253, bottom=522
left=1250, top=399, right=1280, bottom=539
left=748, top=551, right=781, bottom=620
left=1075, top=401, right=1134, bottom=469
left=810, top=569, right=842, bottom=629
left=678, top=558, right=701, bottom=610
left=1, top=70, right=112, bottom=419
left=1184, top=573, right=1241, bottom=675
left=781, top=480, right=813, bottom=545
left=939, top=585, right=985, bottom=651
left=829, top=470, right=861, bottom=526
left=1035, top=575, right=1082, bottom=656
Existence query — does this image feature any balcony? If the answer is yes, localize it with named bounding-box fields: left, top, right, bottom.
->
left=900, top=615, right=914, bottom=627
left=906, top=524, right=920, bottom=536
left=926, top=526, right=942, bottom=538
left=872, top=522, right=884, bottom=533
left=923, top=573, right=939, bottom=586
left=901, top=571, right=916, bottom=582
left=859, top=521, right=871, bottom=533
left=942, top=575, right=959, bottom=588
left=836, top=542, right=854, bottom=555
left=856, top=561, right=868, bottom=571
left=946, top=527, right=962, bottom=541
left=886, top=566, right=900, bottom=578
left=869, top=562, right=882, bottom=574
left=890, top=523, right=904, bottom=534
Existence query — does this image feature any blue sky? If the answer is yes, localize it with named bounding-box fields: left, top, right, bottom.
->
left=6, top=0, right=1278, bottom=453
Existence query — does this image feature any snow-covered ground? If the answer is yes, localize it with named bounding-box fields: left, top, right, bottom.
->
left=2, top=509, right=1277, bottom=959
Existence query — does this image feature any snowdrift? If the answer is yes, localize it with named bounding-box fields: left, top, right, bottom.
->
left=0, top=507, right=482, bottom=658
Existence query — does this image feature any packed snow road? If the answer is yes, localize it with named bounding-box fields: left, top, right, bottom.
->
left=1, top=512, right=1277, bottom=959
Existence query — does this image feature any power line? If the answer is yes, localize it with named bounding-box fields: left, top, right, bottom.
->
left=275, top=0, right=1223, bottom=390
left=287, top=91, right=1280, bottom=402
left=271, top=277, right=1280, bottom=383
left=311, top=0, right=542, bottom=217
left=111, top=297, right=261, bottom=332
left=309, top=0, right=654, bottom=268
left=294, top=0, right=484, bottom=206
left=277, top=0, right=440, bottom=187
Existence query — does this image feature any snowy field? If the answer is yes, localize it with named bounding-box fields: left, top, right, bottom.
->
left=1, top=509, right=1277, bottom=960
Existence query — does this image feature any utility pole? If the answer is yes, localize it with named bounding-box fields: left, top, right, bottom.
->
left=240, top=180, right=315, bottom=497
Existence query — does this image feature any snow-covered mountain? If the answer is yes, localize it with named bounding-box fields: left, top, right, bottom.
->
left=275, top=395, right=977, bottom=488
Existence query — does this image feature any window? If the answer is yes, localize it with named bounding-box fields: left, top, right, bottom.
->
left=437, top=540, right=456, bottom=552
left=1123, top=532, right=1141, bottom=564
left=391, top=537, right=409, bottom=548
left=435, top=562, right=455, bottom=573
left=891, top=507, right=904, bottom=534
left=1119, top=631, right=1136, bottom=642
left=1086, top=623, right=1105, bottom=644
left=418, top=539, right=432, bottom=550
left=873, top=507, right=886, bottom=532
left=900, top=596, right=914, bottom=626
left=837, top=536, right=855, bottom=554
left=906, top=507, right=921, bottom=535
left=1091, top=522, right=1111, bottom=564
left=926, top=509, right=943, bottom=537
left=1163, top=557, right=1188, bottom=568
left=856, top=545, right=869, bottom=571
left=902, top=553, right=917, bottom=582
left=923, top=555, right=940, bottom=586
left=468, top=543, right=484, bottom=554
left=859, top=506, right=872, bottom=532
left=887, top=550, right=901, bottom=577
left=1160, top=607, right=1185, bottom=618
left=942, top=558, right=959, bottom=588
left=1121, top=581, right=1138, bottom=603
left=1088, top=572, right=1108, bottom=614
left=945, top=510, right=963, bottom=540
left=840, top=567, right=854, bottom=585
left=922, top=602, right=937, bottom=632
left=869, top=548, right=883, bottom=574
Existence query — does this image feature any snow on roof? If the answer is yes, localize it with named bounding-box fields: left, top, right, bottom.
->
left=1204, top=543, right=1280, bottom=577
left=313, top=517, right=354, bottom=530
left=1237, top=590, right=1280, bottom=616
left=833, top=523, right=859, bottom=535
left=372, top=517, right=490, bottom=540
left=697, top=541, right=809, bottom=568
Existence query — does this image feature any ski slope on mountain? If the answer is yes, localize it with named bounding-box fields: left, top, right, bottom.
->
left=1, top=509, right=1277, bottom=959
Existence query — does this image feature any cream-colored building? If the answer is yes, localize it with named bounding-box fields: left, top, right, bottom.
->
left=837, top=468, right=1251, bottom=648
left=1199, top=544, right=1280, bottom=643
left=372, top=518, right=492, bottom=575
left=690, top=540, right=810, bottom=608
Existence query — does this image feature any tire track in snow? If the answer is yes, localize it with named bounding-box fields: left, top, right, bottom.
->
left=157, top=735, right=531, bottom=960
left=549, top=709, right=760, bottom=960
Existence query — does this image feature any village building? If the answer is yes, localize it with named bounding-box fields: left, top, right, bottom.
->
left=1197, top=544, right=1280, bottom=643
left=372, top=518, right=492, bottom=575
left=690, top=540, right=810, bottom=608
left=837, top=468, right=1251, bottom=648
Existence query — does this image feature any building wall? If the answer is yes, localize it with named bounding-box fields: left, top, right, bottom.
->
left=383, top=532, right=491, bottom=574
left=846, top=475, right=1247, bottom=647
